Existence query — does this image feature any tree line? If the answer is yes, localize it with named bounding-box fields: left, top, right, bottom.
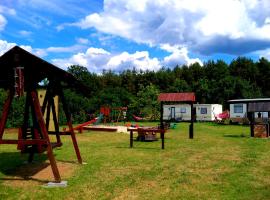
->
left=1, top=56, right=270, bottom=127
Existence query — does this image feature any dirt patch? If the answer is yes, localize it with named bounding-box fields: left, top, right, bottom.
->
left=2, top=161, right=78, bottom=188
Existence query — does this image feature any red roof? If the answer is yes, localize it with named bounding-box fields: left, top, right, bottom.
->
left=158, top=93, right=196, bottom=102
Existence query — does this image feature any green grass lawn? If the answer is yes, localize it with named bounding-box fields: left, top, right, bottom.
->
left=0, top=122, right=270, bottom=200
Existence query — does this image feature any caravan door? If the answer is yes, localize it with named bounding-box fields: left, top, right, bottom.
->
left=170, top=107, right=175, bottom=120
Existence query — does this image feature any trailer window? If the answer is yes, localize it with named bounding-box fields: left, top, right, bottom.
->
left=201, top=108, right=207, bottom=114
left=234, top=104, right=243, bottom=113
left=180, top=108, right=186, bottom=113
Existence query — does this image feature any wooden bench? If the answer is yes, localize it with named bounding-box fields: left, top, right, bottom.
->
left=127, top=127, right=166, bottom=149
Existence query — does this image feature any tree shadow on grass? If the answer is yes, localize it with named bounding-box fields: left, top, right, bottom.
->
left=0, top=152, right=49, bottom=183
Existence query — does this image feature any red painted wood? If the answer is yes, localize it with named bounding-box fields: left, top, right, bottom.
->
left=0, top=90, right=13, bottom=139
left=31, top=90, right=61, bottom=183
left=158, top=92, right=196, bottom=102
left=59, top=89, right=82, bottom=164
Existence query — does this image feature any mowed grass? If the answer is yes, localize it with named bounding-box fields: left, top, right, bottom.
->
left=0, top=122, right=270, bottom=200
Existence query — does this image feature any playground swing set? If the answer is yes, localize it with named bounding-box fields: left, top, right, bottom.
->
left=0, top=46, right=89, bottom=185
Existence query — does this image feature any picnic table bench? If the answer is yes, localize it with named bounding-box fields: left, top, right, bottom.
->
left=127, top=127, right=166, bottom=149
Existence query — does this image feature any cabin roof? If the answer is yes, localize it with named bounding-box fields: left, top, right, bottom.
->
left=0, top=46, right=89, bottom=94
left=228, top=98, right=270, bottom=103
left=158, top=93, right=195, bottom=102
left=228, top=98, right=270, bottom=112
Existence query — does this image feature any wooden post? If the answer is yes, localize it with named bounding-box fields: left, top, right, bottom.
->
left=160, top=102, right=165, bottom=149
left=31, top=90, right=61, bottom=182
left=161, top=131, right=165, bottom=149
left=45, top=100, right=51, bottom=131
left=51, top=97, right=61, bottom=143
left=0, top=90, right=13, bottom=139
left=189, top=103, right=194, bottom=139
left=250, top=112, right=255, bottom=137
left=130, top=130, right=133, bottom=148
left=59, top=87, right=82, bottom=164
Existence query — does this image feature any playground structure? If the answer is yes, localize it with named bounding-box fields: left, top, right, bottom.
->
left=100, top=106, right=127, bottom=123
left=0, top=46, right=88, bottom=184
left=158, top=93, right=196, bottom=139
left=71, top=106, right=128, bottom=134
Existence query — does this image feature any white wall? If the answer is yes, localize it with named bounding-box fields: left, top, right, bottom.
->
left=229, top=103, right=247, bottom=119
left=195, top=104, right=223, bottom=121
left=163, top=104, right=223, bottom=121
left=163, top=104, right=191, bottom=121
left=230, top=103, right=269, bottom=123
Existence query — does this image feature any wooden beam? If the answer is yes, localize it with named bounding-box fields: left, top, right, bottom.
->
left=0, top=139, right=48, bottom=145
left=0, top=90, right=13, bottom=139
left=50, top=95, right=61, bottom=143
left=31, top=90, right=61, bottom=183
left=58, top=88, right=82, bottom=164
left=189, top=103, right=194, bottom=139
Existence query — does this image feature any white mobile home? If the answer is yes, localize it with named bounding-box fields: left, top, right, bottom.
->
left=163, top=104, right=223, bottom=121
left=163, top=104, right=191, bottom=121
left=229, top=102, right=269, bottom=123
left=195, top=104, right=223, bottom=121
left=229, top=103, right=247, bottom=122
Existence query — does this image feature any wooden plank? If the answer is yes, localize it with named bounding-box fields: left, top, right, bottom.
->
left=59, top=87, right=82, bottom=164
left=0, top=90, right=13, bottom=139
left=0, top=139, right=48, bottom=145
left=31, top=90, right=61, bottom=183
left=130, top=130, right=133, bottom=148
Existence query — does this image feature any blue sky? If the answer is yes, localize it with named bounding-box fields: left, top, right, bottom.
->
left=1, top=0, right=270, bottom=73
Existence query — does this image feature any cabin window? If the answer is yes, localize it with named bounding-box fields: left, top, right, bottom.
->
left=200, top=108, right=207, bottom=114
left=180, top=108, right=186, bottom=113
left=234, top=104, right=243, bottom=113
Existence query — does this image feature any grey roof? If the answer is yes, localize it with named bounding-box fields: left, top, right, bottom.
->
left=228, top=98, right=270, bottom=103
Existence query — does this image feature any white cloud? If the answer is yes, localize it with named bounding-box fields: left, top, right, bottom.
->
left=0, top=14, right=7, bottom=31
left=52, top=45, right=202, bottom=73
left=52, top=47, right=112, bottom=72
left=0, top=5, right=16, bottom=31
left=52, top=47, right=162, bottom=72
left=76, top=38, right=89, bottom=44
left=161, top=44, right=203, bottom=67
left=257, top=48, right=270, bottom=60
left=46, top=45, right=85, bottom=53
left=70, top=0, right=270, bottom=55
left=0, top=40, right=16, bottom=55
left=106, top=51, right=160, bottom=71
left=0, top=5, right=16, bottom=16
left=19, top=30, right=32, bottom=37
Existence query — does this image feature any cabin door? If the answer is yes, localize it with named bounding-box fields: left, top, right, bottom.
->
left=170, top=107, right=175, bottom=120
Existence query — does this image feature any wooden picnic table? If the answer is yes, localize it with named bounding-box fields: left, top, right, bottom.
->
left=127, top=127, right=166, bottom=149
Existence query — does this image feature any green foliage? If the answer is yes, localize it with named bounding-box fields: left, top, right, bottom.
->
left=135, top=84, right=160, bottom=120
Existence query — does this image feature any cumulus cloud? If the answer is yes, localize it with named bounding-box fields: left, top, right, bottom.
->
left=19, top=30, right=32, bottom=37
left=257, top=48, right=270, bottom=60
left=71, top=0, right=270, bottom=55
left=0, top=14, right=7, bottom=31
left=0, top=40, right=16, bottom=55
left=52, top=47, right=112, bottom=72
left=161, top=44, right=203, bottom=67
left=0, top=5, right=16, bottom=31
left=52, top=47, right=162, bottom=72
left=106, top=51, right=160, bottom=71
left=51, top=45, right=203, bottom=73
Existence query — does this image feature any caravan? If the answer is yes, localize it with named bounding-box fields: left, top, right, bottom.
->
left=195, top=104, right=223, bottom=121
left=162, top=104, right=223, bottom=121
left=163, top=104, right=192, bottom=121
left=229, top=101, right=269, bottom=123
